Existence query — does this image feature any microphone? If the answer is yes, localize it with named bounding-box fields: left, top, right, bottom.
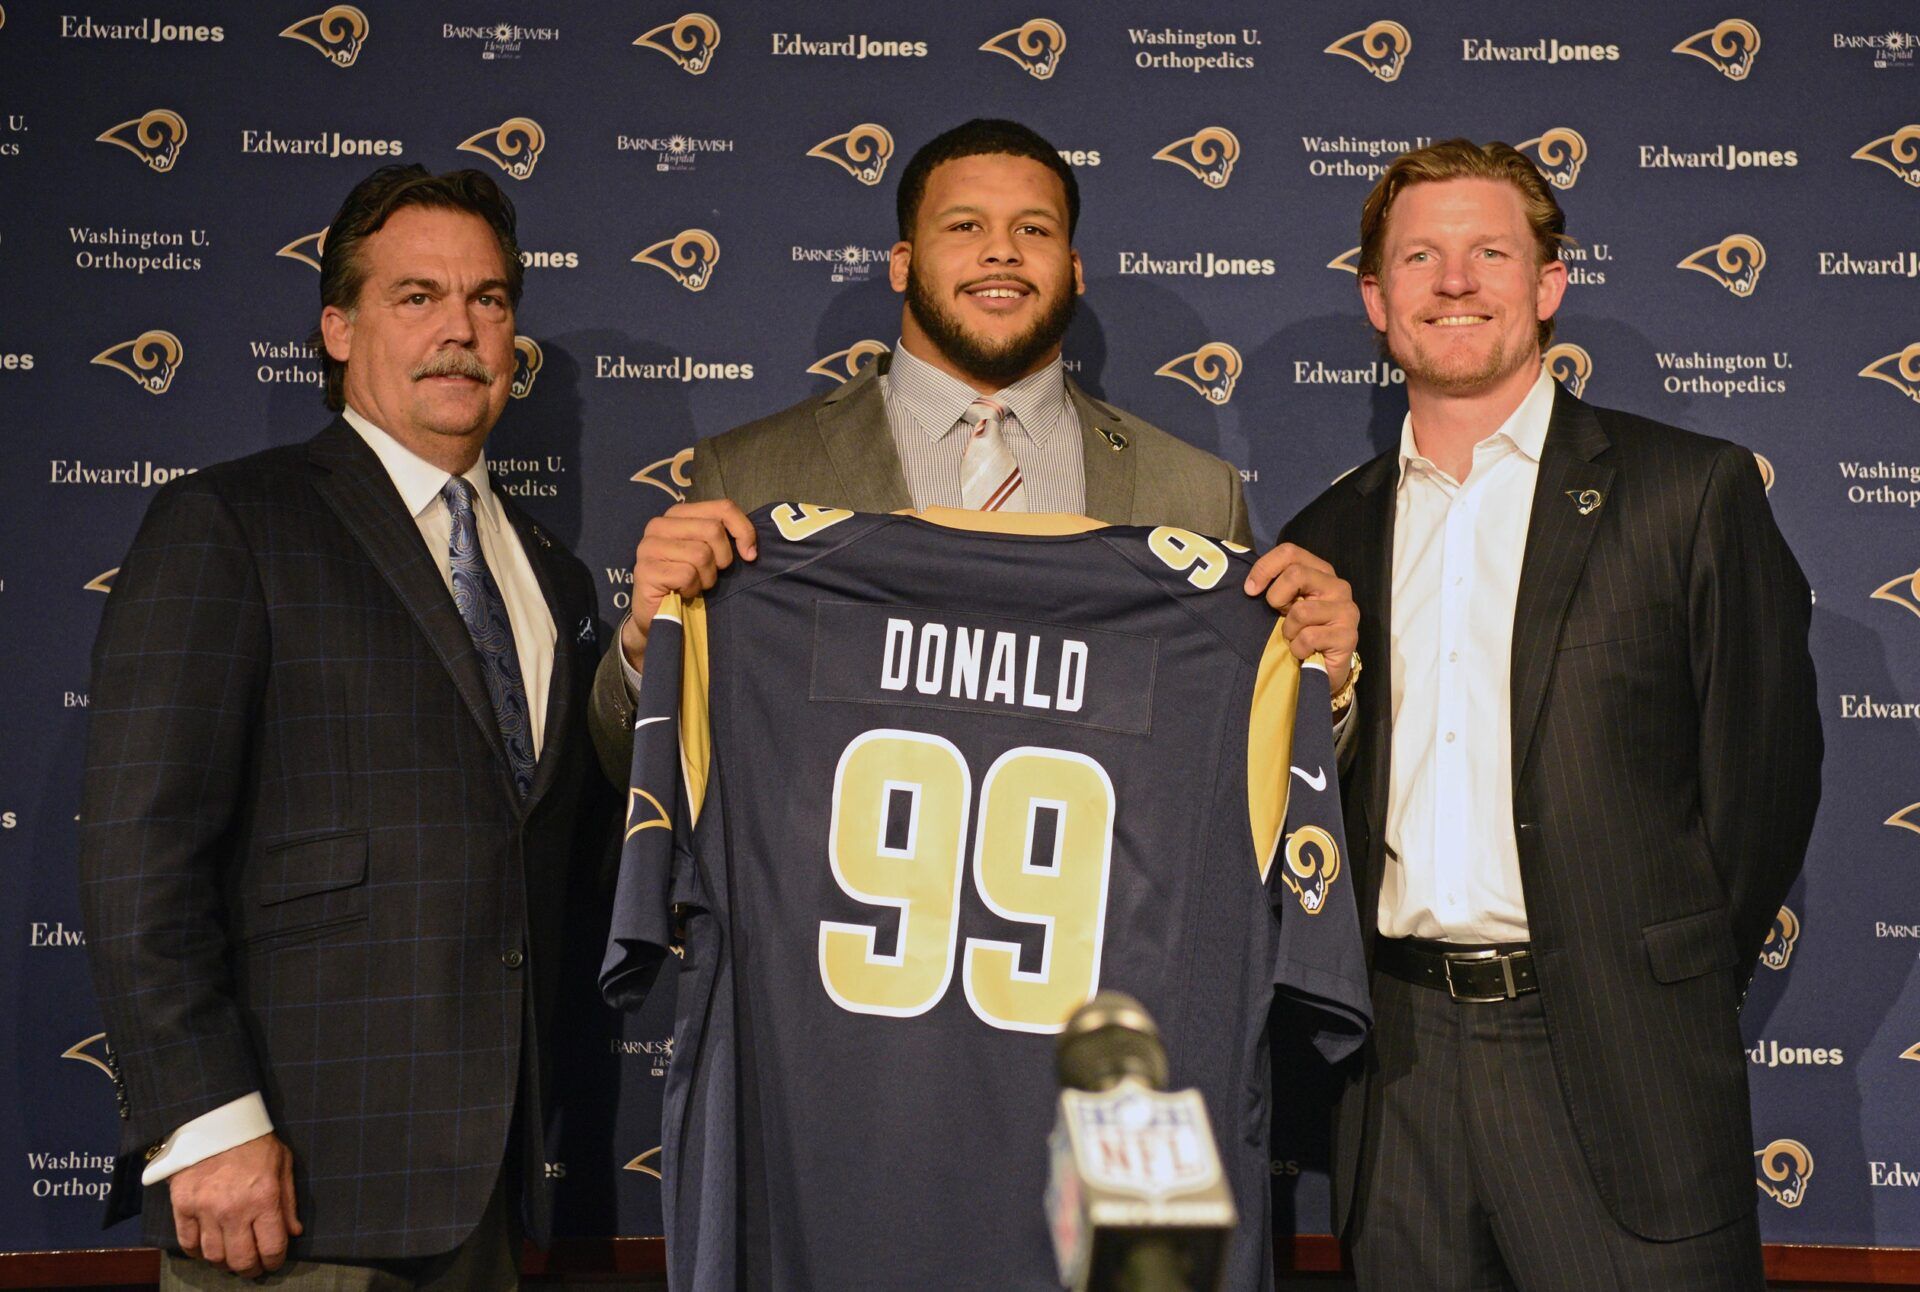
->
left=1046, top=992, right=1236, bottom=1292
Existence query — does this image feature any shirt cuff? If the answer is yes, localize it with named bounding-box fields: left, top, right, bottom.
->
left=1332, top=697, right=1356, bottom=750
left=141, top=1093, right=274, bottom=1185
left=620, top=651, right=645, bottom=705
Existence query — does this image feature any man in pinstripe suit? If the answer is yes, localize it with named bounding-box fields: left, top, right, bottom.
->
left=78, top=166, right=613, bottom=1288
left=1265, top=140, right=1822, bottom=1287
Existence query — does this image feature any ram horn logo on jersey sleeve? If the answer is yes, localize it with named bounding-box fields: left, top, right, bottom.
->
left=626, top=787, right=672, bottom=841
left=1753, top=451, right=1775, bottom=494
left=807, top=124, right=895, bottom=186
left=1155, top=342, right=1243, bottom=404
left=980, top=18, right=1067, bottom=80
left=1755, top=1139, right=1812, bottom=1208
left=1677, top=234, right=1766, bottom=297
left=632, top=447, right=696, bottom=502
left=1852, top=125, right=1920, bottom=188
left=1544, top=342, right=1592, bottom=398
left=1673, top=19, right=1760, bottom=80
left=60, top=1032, right=115, bottom=1080
left=1871, top=567, right=1920, bottom=620
left=510, top=336, right=543, bottom=399
left=92, top=330, right=184, bottom=394
left=1757, top=906, right=1799, bottom=971
left=1516, top=127, right=1588, bottom=190
left=1326, top=246, right=1362, bottom=274
left=633, top=13, right=721, bottom=74
left=1152, top=127, right=1240, bottom=189
left=96, top=109, right=187, bottom=173
left=632, top=229, right=720, bottom=291
left=276, top=227, right=328, bottom=272
left=1324, top=20, right=1412, bottom=82
left=458, top=117, right=545, bottom=181
left=806, top=340, right=891, bottom=384
left=1281, top=825, right=1342, bottom=916
left=1858, top=343, right=1920, bottom=406
left=280, top=6, right=369, bottom=66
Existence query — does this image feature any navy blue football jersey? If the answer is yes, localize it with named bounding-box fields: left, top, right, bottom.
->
left=604, top=504, right=1369, bottom=1291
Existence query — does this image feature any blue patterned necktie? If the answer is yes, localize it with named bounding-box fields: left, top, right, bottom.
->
left=442, top=476, right=536, bottom=798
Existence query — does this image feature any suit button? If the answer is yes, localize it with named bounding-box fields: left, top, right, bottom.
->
left=503, top=949, right=524, bottom=969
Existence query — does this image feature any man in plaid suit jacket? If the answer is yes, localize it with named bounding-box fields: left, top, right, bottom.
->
left=78, top=166, right=613, bottom=1288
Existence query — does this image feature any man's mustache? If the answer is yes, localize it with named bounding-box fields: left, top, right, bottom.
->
left=410, top=349, right=496, bottom=383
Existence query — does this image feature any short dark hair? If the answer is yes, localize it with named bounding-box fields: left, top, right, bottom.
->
left=894, top=118, right=1079, bottom=242
left=312, top=165, right=524, bottom=411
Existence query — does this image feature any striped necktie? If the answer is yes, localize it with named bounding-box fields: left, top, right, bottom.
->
left=958, top=395, right=1026, bottom=512
left=442, top=477, right=537, bottom=799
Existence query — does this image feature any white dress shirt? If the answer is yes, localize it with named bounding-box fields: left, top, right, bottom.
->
left=1379, top=365, right=1556, bottom=943
left=143, top=407, right=555, bottom=1185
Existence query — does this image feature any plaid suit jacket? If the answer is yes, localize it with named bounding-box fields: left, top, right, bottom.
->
left=78, top=419, right=614, bottom=1259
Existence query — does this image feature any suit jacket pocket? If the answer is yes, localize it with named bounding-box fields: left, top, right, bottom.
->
left=243, top=831, right=369, bottom=943
left=1642, top=906, right=1738, bottom=983
left=1557, top=602, right=1679, bottom=652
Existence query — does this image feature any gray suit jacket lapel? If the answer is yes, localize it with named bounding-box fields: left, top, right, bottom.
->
left=1069, top=379, right=1138, bottom=525
left=816, top=365, right=914, bottom=513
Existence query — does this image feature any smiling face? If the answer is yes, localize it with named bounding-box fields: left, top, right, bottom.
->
left=320, top=205, right=516, bottom=472
left=1361, top=177, right=1566, bottom=401
left=890, top=152, right=1084, bottom=392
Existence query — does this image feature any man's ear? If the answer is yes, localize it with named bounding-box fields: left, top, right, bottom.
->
left=1359, top=275, right=1387, bottom=334
left=1071, top=248, right=1085, bottom=296
left=888, top=240, right=912, bottom=294
left=1534, top=258, right=1569, bottom=326
left=319, top=305, right=353, bottom=364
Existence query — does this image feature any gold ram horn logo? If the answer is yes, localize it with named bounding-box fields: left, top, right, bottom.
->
left=1677, top=234, right=1767, bottom=297
left=633, top=13, right=721, bottom=75
left=632, top=447, right=696, bottom=502
left=1324, top=20, right=1412, bottom=82
left=806, top=124, right=895, bottom=186
left=96, top=108, right=188, bottom=173
left=1871, top=566, right=1920, bottom=621
left=510, top=336, right=543, bottom=399
left=632, top=229, right=720, bottom=292
left=276, top=227, right=328, bottom=272
left=1884, top=802, right=1920, bottom=838
left=1673, top=19, right=1761, bottom=80
left=279, top=5, right=369, bottom=67
left=1516, top=127, right=1588, bottom=190
left=1757, top=906, right=1799, bottom=971
left=1754, top=1138, right=1812, bottom=1208
left=1152, top=127, right=1241, bottom=189
left=1280, top=825, right=1342, bottom=915
left=1852, top=125, right=1920, bottom=188
left=92, top=329, right=184, bottom=394
left=458, top=117, right=545, bottom=181
left=61, top=1033, right=115, bottom=1081
left=806, top=340, right=891, bottom=384
left=1544, top=342, right=1592, bottom=398
left=84, top=569, right=119, bottom=593
left=979, top=18, right=1067, bottom=80
left=1858, top=342, right=1920, bottom=406
left=624, top=1146, right=664, bottom=1179
left=1155, top=342, right=1244, bottom=405
left=1752, top=451, right=1774, bottom=494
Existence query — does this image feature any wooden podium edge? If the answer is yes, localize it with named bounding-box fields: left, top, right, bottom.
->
left=2, top=1237, right=1917, bottom=1286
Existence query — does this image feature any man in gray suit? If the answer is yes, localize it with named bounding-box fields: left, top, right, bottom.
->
left=592, top=118, right=1360, bottom=772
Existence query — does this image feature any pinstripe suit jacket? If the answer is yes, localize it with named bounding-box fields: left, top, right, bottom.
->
left=78, top=419, right=614, bottom=1259
left=589, top=357, right=1252, bottom=780
left=1281, top=388, right=1821, bottom=1242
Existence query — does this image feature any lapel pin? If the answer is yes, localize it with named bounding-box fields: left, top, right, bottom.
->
left=1566, top=488, right=1605, bottom=516
left=576, top=617, right=596, bottom=645
left=1098, top=427, right=1128, bottom=452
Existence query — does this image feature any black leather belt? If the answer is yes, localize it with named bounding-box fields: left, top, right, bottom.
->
left=1376, top=937, right=1539, bottom=1002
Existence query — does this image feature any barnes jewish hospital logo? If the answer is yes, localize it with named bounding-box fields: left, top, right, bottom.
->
left=458, top=117, right=544, bottom=180
left=808, top=339, right=890, bottom=384
left=1678, top=234, right=1766, bottom=297
left=1853, top=125, right=1920, bottom=188
left=980, top=18, right=1066, bottom=80
left=633, top=447, right=695, bottom=501
left=1325, top=20, right=1411, bottom=82
left=1858, top=342, right=1920, bottom=405
left=1517, top=127, right=1587, bottom=190
left=1674, top=20, right=1760, bottom=80
left=634, top=13, right=720, bottom=74
left=633, top=229, right=719, bottom=291
left=807, top=124, right=894, bottom=186
left=280, top=6, right=368, bottom=67
left=1154, top=127, right=1239, bottom=189
left=1755, top=1138, right=1812, bottom=1208
left=92, top=329, right=182, bottom=394
left=510, top=336, right=542, bottom=399
left=1758, top=905, right=1799, bottom=971
left=96, top=109, right=187, bottom=172
left=1157, top=342, right=1243, bottom=404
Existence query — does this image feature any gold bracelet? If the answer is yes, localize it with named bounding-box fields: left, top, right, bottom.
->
left=1329, top=649, right=1362, bottom=714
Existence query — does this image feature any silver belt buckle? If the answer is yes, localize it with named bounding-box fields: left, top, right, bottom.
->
left=1441, top=948, right=1517, bottom=1002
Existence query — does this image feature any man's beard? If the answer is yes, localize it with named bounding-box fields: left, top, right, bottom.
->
left=906, top=264, right=1076, bottom=388
left=1387, top=314, right=1524, bottom=395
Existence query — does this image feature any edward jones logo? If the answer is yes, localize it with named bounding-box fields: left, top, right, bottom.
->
left=280, top=6, right=367, bottom=66
left=1859, top=343, right=1920, bottom=405
left=511, top=336, right=542, bottom=399
left=276, top=227, right=327, bottom=271
left=91, top=329, right=182, bottom=394
left=1325, top=20, right=1411, bottom=82
left=1153, top=128, right=1239, bottom=188
left=1758, top=906, right=1800, bottom=970
left=981, top=18, right=1065, bottom=80
left=1673, top=19, right=1760, bottom=80
left=633, top=448, right=695, bottom=501
left=458, top=117, right=543, bottom=180
left=1156, top=342, right=1243, bottom=404
left=632, top=229, right=719, bottom=291
left=807, top=340, right=890, bottom=383
left=807, top=124, right=894, bottom=186
left=1853, top=126, right=1920, bottom=188
left=97, top=109, right=186, bottom=172
left=634, top=13, right=719, bottom=74
left=1677, top=234, right=1766, bottom=296
left=1755, top=1139, right=1813, bottom=1208
left=1517, top=127, right=1587, bottom=189
left=1545, top=342, right=1591, bottom=397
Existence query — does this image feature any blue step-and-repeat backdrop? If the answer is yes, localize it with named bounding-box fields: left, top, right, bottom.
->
left=0, top=0, right=1916, bottom=1260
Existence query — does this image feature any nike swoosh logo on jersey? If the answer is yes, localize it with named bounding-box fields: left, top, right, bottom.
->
left=634, top=714, right=670, bottom=732
left=1290, top=765, right=1327, bottom=792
